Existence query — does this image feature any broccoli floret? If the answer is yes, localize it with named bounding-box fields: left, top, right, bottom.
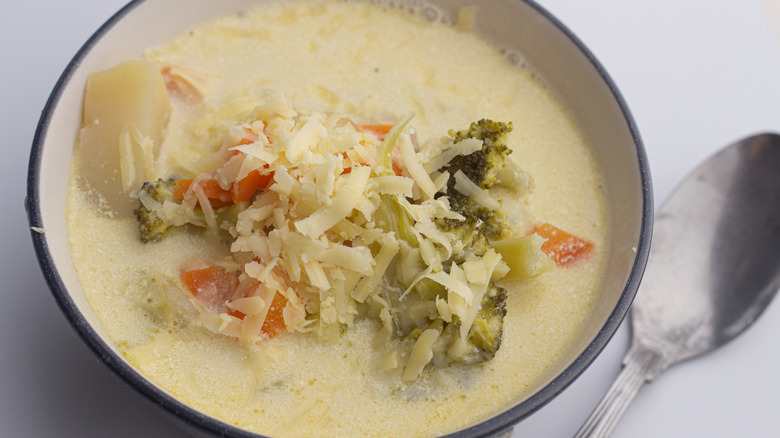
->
left=134, top=178, right=177, bottom=243
left=389, top=277, right=445, bottom=337
left=373, top=120, right=515, bottom=375
left=466, top=285, right=507, bottom=362
left=133, top=178, right=246, bottom=243
left=437, top=284, right=507, bottom=365
left=436, top=119, right=513, bottom=243
left=444, top=119, right=512, bottom=189
left=400, top=283, right=508, bottom=368
left=442, top=194, right=508, bottom=242
left=388, top=264, right=507, bottom=367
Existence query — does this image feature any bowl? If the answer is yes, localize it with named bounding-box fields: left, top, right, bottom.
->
left=26, top=0, right=652, bottom=436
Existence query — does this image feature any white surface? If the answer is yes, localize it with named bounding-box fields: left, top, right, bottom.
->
left=2, top=0, right=779, bottom=437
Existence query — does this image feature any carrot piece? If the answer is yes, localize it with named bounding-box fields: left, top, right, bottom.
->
left=358, top=123, right=394, bottom=140
left=534, top=223, right=593, bottom=267
left=238, top=127, right=258, bottom=145
left=198, top=179, right=232, bottom=207
left=392, top=160, right=404, bottom=177
left=261, top=292, right=288, bottom=338
left=173, top=177, right=233, bottom=208
left=180, top=265, right=235, bottom=312
left=226, top=292, right=287, bottom=338
left=173, top=179, right=193, bottom=200
left=227, top=308, right=246, bottom=320
left=229, top=274, right=288, bottom=335
left=231, top=168, right=274, bottom=203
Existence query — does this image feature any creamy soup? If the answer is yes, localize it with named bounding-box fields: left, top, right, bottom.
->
left=67, top=1, right=607, bottom=437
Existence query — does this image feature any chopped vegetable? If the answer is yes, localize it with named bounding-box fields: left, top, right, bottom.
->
left=182, top=262, right=291, bottom=340
left=134, top=178, right=178, bottom=243
left=127, top=95, right=578, bottom=379
left=436, top=119, right=514, bottom=242
left=357, top=123, right=394, bottom=140
left=534, top=223, right=593, bottom=266
left=228, top=290, right=288, bottom=338
left=467, top=285, right=507, bottom=361
left=77, top=60, right=171, bottom=216
left=491, top=234, right=555, bottom=280
left=133, top=178, right=244, bottom=242
left=231, top=168, right=274, bottom=203
left=173, top=177, right=232, bottom=208
left=180, top=264, right=236, bottom=313
left=260, top=292, right=288, bottom=338
left=444, top=119, right=512, bottom=189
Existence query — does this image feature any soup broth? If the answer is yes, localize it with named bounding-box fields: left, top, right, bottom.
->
left=67, top=1, right=608, bottom=437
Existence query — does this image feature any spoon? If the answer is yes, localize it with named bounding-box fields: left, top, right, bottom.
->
left=575, top=133, right=780, bottom=437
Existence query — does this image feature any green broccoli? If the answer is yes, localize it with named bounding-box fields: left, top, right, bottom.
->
left=388, top=119, right=514, bottom=368
left=134, top=178, right=178, bottom=243
left=436, top=119, right=514, bottom=244
left=399, top=283, right=508, bottom=367
left=378, top=120, right=516, bottom=372
left=465, top=284, right=507, bottom=362
left=444, top=119, right=512, bottom=189
left=133, top=178, right=246, bottom=243
left=437, top=196, right=507, bottom=243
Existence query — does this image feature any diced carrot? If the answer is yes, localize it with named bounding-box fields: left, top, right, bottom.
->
left=231, top=168, right=274, bottom=203
left=223, top=273, right=288, bottom=339
left=180, top=265, right=235, bottom=312
left=534, top=223, right=593, bottom=267
left=227, top=308, right=246, bottom=320
left=358, top=123, right=394, bottom=140
left=261, top=292, right=288, bottom=338
left=225, top=290, right=287, bottom=338
left=198, top=179, right=233, bottom=208
left=173, top=177, right=233, bottom=208
left=392, top=160, right=404, bottom=176
left=238, top=127, right=258, bottom=145
left=339, top=152, right=352, bottom=175
left=173, top=179, right=193, bottom=200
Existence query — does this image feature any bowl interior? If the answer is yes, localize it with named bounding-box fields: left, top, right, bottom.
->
left=28, top=0, right=651, bottom=436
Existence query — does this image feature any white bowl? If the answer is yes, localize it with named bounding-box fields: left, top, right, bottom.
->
left=27, top=0, right=652, bottom=436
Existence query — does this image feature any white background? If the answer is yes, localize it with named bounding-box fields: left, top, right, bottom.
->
left=2, top=0, right=780, bottom=437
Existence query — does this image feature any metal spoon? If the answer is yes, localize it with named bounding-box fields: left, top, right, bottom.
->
left=575, top=133, right=780, bottom=438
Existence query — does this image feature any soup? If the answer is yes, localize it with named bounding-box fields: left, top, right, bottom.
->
left=66, top=1, right=607, bottom=436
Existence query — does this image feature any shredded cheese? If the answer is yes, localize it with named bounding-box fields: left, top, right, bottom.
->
left=294, top=166, right=371, bottom=238
left=149, top=95, right=539, bottom=379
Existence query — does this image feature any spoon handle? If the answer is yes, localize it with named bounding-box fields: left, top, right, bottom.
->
left=574, top=343, right=666, bottom=438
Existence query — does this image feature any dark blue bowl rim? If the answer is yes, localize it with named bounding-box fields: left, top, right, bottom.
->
left=25, top=1, right=652, bottom=437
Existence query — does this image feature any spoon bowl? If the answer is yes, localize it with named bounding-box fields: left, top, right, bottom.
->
left=576, top=133, right=780, bottom=437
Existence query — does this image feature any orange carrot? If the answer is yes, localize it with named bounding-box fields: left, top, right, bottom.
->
left=173, top=177, right=233, bottom=208
left=260, top=292, right=288, bottom=338
left=227, top=308, right=246, bottom=320
left=180, top=265, right=236, bottom=312
left=534, top=223, right=593, bottom=267
left=231, top=168, right=274, bottom=203
left=226, top=288, right=287, bottom=339
left=392, top=160, right=404, bottom=177
left=358, top=123, right=394, bottom=140
left=238, top=127, right=258, bottom=145
left=173, top=179, right=192, bottom=200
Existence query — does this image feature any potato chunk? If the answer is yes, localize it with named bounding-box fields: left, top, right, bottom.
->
left=77, top=60, right=171, bottom=216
